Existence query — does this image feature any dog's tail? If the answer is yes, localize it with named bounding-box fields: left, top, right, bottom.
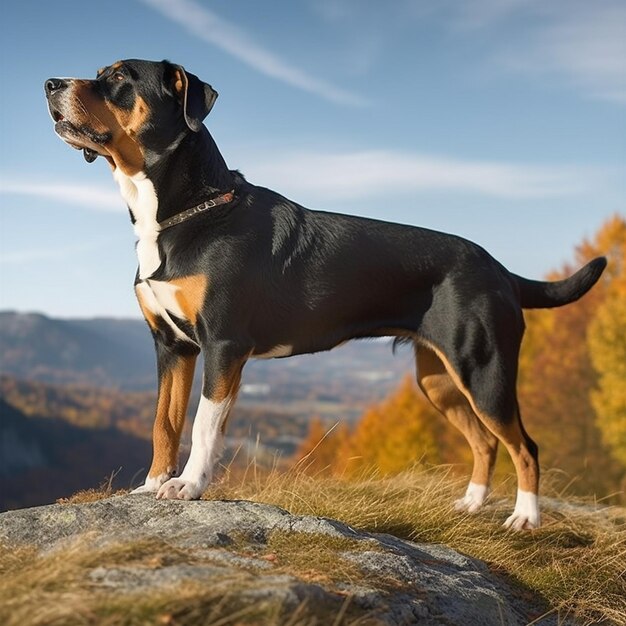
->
left=512, top=257, right=607, bottom=309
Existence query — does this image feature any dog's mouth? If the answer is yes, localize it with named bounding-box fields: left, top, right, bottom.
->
left=52, top=114, right=108, bottom=163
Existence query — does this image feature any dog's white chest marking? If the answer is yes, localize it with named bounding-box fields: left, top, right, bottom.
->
left=114, top=169, right=160, bottom=280
left=135, top=280, right=197, bottom=343
left=116, top=170, right=199, bottom=344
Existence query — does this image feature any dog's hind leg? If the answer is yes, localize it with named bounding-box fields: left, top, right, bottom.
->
left=476, top=405, right=540, bottom=530
left=459, top=327, right=541, bottom=531
left=415, top=345, right=498, bottom=512
left=419, top=306, right=540, bottom=529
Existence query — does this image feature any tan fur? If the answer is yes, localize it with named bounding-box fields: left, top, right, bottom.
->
left=148, top=355, right=197, bottom=478
left=416, top=346, right=498, bottom=488
left=173, top=68, right=185, bottom=95
left=169, top=274, right=208, bottom=325
left=211, top=357, right=248, bottom=434
left=213, top=361, right=244, bottom=405
left=70, top=81, right=147, bottom=175
left=115, top=95, right=149, bottom=139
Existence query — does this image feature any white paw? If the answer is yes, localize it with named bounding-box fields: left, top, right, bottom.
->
left=503, top=512, right=539, bottom=531
left=131, top=472, right=172, bottom=494
left=454, top=495, right=483, bottom=513
left=454, top=482, right=488, bottom=513
left=156, top=476, right=206, bottom=500
left=503, top=490, right=540, bottom=530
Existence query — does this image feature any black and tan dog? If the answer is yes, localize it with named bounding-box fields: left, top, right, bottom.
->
left=45, top=59, right=606, bottom=530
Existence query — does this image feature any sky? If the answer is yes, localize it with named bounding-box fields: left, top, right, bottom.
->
left=0, top=0, right=624, bottom=318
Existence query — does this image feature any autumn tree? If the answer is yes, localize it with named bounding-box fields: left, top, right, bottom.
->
left=589, top=293, right=626, bottom=469
left=340, top=375, right=454, bottom=474
left=518, top=215, right=625, bottom=496
left=292, top=416, right=349, bottom=475
left=586, top=216, right=626, bottom=472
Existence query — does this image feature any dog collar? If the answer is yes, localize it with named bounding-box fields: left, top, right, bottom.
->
left=158, top=190, right=235, bottom=231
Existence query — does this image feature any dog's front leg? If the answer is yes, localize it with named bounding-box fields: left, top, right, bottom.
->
left=157, top=341, right=247, bottom=500
left=132, top=332, right=199, bottom=493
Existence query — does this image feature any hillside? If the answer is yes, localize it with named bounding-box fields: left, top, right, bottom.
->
left=0, top=398, right=150, bottom=511
left=0, top=310, right=418, bottom=511
left=0, top=378, right=320, bottom=511
left=0, top=311, right=413, bottom=417
left=0, top=311, right=155, bottom=389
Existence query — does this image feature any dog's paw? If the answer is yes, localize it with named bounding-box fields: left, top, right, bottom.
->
left=503, top=490, right=540, bottom=530
left=156, top=476, right=205, bottom=500
left=130, top=471, right=173, bottom=494
left=454, top=482, right=487, bottom=513
left=503, top=512, right=539, bottom=531
left=454, top=495, right=482, bottom=513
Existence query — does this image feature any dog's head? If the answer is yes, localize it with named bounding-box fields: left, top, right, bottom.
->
left=44, top=59, right=218, bottom=175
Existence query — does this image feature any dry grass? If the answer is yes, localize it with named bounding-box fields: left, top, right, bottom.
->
left=57, top=487, right=127, bottom=505
left=0, top=536, right=372, bottom=626
left=56, top=471, right=125, bottom=505
left=205, top=463, right=626, bottom=625
left=21, top=463, right=626, bottom=625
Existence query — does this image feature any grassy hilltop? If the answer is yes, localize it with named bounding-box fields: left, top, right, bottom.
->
left=1, top=466, right=624, bottom=626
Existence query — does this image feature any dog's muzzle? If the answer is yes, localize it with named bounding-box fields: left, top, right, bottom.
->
left=44, top=78, right=102, bottom=163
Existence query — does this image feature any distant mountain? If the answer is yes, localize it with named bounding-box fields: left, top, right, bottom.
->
left=0, top=311, right=155, bottom=389
left=0, top=311, right=414, bottom=409
left=0, top=397, right=151, bottom=511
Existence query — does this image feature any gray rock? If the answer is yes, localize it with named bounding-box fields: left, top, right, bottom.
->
left=0, top=495, right=563, bottom=625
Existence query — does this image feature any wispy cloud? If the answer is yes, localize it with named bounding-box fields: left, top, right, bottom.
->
left=138, top=0, right=367, bottom=106
left=240, top=149, right=600, bottom=201
left=452, top=0, right=626, bottom=104
left=0, top=148, right=605, bottom=218
left=0, top=179, right=123, bottom=212
left=312, top=1, right=626, bottom=104
left=522, top=3, right=626, bottom=103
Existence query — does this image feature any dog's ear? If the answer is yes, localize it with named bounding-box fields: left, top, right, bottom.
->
left=172, top=65, right=218, bottom=132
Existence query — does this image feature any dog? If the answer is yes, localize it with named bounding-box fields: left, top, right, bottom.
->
left=45, top=59, right=606, bottom=530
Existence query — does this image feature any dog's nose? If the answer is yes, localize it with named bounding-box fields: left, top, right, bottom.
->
left=45, top=78, right=67, bottom=96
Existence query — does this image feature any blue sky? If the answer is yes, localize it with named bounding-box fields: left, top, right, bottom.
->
left=0, top=0, right=624, bottom=318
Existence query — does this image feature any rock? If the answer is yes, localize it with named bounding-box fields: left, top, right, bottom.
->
left=0, top=495, right=561, bottom=625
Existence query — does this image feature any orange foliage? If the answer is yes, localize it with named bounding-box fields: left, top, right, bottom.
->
left=294, top=375, right=469, bottom=477
left=292, top=416, right=349, bottom=475
left=341, top=376, right=440, bottom=475
left=585, top=216, right=626, bottom=472
left=519, top=215, right=626, bottom=495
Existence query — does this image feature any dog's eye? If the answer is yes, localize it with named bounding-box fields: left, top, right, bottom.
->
left=109, top=71, right=125, bottom=83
